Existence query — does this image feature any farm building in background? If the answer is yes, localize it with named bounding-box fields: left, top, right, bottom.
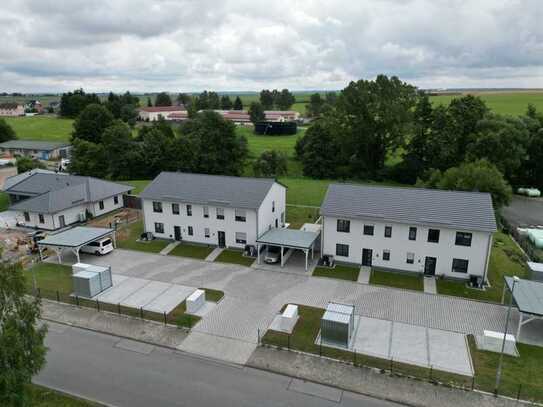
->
left=138, top=105, right=187, bottom=121
left=0, top=102, right=25, bottom=116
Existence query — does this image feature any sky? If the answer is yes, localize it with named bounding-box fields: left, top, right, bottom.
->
left=1, top=0, right=542, bottom=93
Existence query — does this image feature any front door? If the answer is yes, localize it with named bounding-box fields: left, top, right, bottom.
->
left=174, top=226, right=182, bottom=241
left=424, top=256, right=437, bottom=276
left=362, top=248, right=372, bottom=267
left=59, top=215, right=66, bottom=228
left=218, top=231, right=226, bottom=248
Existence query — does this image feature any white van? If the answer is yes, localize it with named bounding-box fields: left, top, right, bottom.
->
left=80, top=238, right=114, bottom=255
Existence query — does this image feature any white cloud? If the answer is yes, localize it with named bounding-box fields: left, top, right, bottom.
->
left=0, top=0, right=541, bottom=92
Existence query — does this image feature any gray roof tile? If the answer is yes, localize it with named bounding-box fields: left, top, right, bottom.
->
left=320, top=183, right=497, bottom=232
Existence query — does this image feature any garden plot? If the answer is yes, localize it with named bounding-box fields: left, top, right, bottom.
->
left=94, top=274, right=195, bottom=314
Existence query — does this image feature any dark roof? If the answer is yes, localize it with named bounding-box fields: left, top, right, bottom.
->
left=5, top=171, right=132, bottom=213
left=320, top=183, right=497, bottom=233
left=140, top=172, right=281, bottom=209
left=0, top=140, right=71, bottom=151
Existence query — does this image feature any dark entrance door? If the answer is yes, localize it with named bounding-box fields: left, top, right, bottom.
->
left=59, top=215, right=66, bottom=228
left=424, top=256, right=437, bottom=276
left=174, top=226, right=182, bottom=241
left=218, top=231, right=226, bottom=248
left=361, top=248, right=372, bottom=266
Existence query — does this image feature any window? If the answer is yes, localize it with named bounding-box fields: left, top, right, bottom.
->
left=235, top=209, right=246, bottom=222
left=24, top=212, right=30, bottom=222
left=382, top=250, right=390, bottom=261
left=337, top=219, right=350, bottom=233
left=205, top=228, right=210, bottom=238
left=172, top=203, right=180, bottom=215
left=336, top=243, right=349, bottom=257
left=409, top=227, right=417, bottom=241
left=186, top=205, right=192, bottom=216
left=38, top=213, right=44, bottom=224
left=235, top=232, right=247, bottom=244
left=452, top=258, right=469, bottom=274
left=154, top=222, right=164, bottom=234
left=363, top=225, right=374, bottom=236
left=455, top=232, right=472, bottom=247
left=188, top=226, right=193, bottom=236
left=152, top=201, right=163, bottom=213
left=272, top=201, right=275, bottom=213
left=427, top=229, right=440, bottom=243
left=216, top=207, right=224, bottom=220
left=99, top=200, right=104, bottom=210
left=384, top=226, right=392, bottom=238
left=203, top=206, right=209, bottom=218
left=406, top=252, right=415, bottom=264
left=114, top=195, right=119, bottom=205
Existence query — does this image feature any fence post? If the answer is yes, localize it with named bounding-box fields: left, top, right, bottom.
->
left=287, top=334, right=290, bottom=351
left=517, top=384, right=522, bottom=401
left=471, top=376, right=475, bottom=391
left=56, top=290, right=60, bottom=302
left=390, top=358, right=393, bottom=374
left=96, top=299, right=100, bottom=312
left=163, top=312, right=167, bottom=325
left=257, top=328, right=260, bottom=345
left=140, top=307, right=143, bottom=319
left=429, top=365, right=433, bottom=381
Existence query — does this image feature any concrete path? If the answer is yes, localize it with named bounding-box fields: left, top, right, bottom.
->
left=159, top=241, right=180, bottom=255
left=205, top=247, right=223, bottom=262
left=424, top=277, right=437, bottom=294
left=358, top=266, right=371, bottom=284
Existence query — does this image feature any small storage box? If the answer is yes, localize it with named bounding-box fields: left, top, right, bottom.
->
left=186, top=289, right=206, bottom=314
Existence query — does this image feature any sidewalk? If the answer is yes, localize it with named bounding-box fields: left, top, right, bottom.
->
left=248, top=346, right=523, bottom=407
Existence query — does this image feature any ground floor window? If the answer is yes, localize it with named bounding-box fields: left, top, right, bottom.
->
left=114, top=195, right=119, bottom=205
left=452, top=258, right=469, bottom=273
left=188, top=226, right=193, bottom=236
left=336, top=243, right=349, bottom=257
left=154, top=222, right=164, bottom=234
left=38, top=213, right=44, bottom=224
left=235, top=232, right=247, bottom=244
left=205, top=227, right=210, bottom=238
left=99, top=200, right=104, bottom=210
left=23, top=212, right=30, bottom=222
left=382, top=249, right=390, bottom=261
left=406, top=252, right=415, bottom=264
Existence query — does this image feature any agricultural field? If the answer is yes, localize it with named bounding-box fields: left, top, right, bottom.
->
left=3, top=116, right=73, bottom=141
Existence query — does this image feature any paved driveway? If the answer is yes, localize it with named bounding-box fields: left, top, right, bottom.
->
left=77, top=249, right=516, bottom=364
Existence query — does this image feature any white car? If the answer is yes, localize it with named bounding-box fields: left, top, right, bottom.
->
left=80, top=238, right=114, bottom=255
left=264, top=246, right=281, bottom=264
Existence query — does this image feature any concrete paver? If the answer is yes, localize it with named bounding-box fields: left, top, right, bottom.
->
left=159, top=241, right=179, bottom=255
left=144, top=284, right=195, bottom=313
left=96, top=277, right=149, bottom=304
left=428, top=329, right=472, bottom=376
left=357, top=267, right=371, bottom=284
left=205, top=247, right=223, bottom=262
left=390, top=323, right=428, bottom=367
left=353, top=317, right=391, bottom=358
left=121, top=280, right=171, bottom=308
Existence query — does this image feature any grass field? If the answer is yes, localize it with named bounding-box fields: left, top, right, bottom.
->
left=313, top=265, right=360, bottom=281
left=369, top=269, right=424, bottom=291
left=0, top=191, right=10, bottom=211
left=116, top=221, right=170, bottom=253
left=214, top=249, right=255, bottom=266
left=4, top=116, right=73, bottom=141
left=169, top=242, right=214, bottom=259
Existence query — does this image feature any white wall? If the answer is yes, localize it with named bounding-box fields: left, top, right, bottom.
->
left=90, top=195, right=123, bottom=217
left=322, top=216, right=492, bottom=279
left=142, top=199, right=258, bottom=248
left=257, top=183, right=286, bottom=237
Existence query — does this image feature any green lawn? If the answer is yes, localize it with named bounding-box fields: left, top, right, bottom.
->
left=4, top=116, right=73, bottom=141
left=27, top=384, right=98, bottom=406
left=202, top=288, right=224, bottom=302
left=237, top=126, right=303, bottom=158
left=286, top=205, right=319, bottom=229
left=25, top=262, right=73, bottom=294
left=168, top=242, right=214, bottom=259
left=0, top=191, right=10, bottom=211
left=117, top=221, right=169, bottom=253
left=436, top=232, right=529, bottom=302
left=313, top=265, right=360, bottom=281
left=214, top=249, right=255, bottom=267
left=369, top=269, right=423, bottom=291
left=125, top=180, right=151, bottom=195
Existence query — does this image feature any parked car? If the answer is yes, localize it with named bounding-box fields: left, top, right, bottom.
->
left=80, top=237, right=114, bottom=255
left=264, top=246, right=281, bottom=264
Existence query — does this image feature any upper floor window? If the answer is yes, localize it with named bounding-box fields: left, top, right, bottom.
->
left=99, top=200, right=104, bottom=210
left=216, top=207, right=224, bottom=220
left=235, top=209, right=246, bottom=222
left=363, top=225, right=374, bottom=236
left=337, top=219, right=350, bottom=233
left=152, top=201, right=163, bottom=213
left=455, top=232, right=472, bottom=247
left=336, top=243, right=349, bottom=257
left=408, top=227, right=417, bottom=241
left=452, top=258, right=469, bottom=273
left=186, top=205, right=192, bottom=216
left=172, top=203, right=180, bottom=215
left=427, top=229, right=440, bottom=243
left=203, top=206, right=209, bottom=218
left=114, top=195, right=119, bottom=205
left=384, top=226, right=392, bottom=238
left=272, top=201, right=275, bottom=213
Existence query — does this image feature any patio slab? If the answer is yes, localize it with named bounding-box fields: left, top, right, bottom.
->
left=430, top=329, right=474, bottom=375
left=95, top=277, right=150, bottom=304
left=352, top=317, right=391, bottom=358
left=121, top=280, right=172, bottom=309
left=390, top=322, right=428, bottom=367
left=143, top=284, right=195, bottom=314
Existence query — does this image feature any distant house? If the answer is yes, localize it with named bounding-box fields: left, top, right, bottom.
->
left=0, top=103, right=25, bottom=117
left=206, top=110, right=300, bottom=124
left=138, top=105, right=187, bottom=121
left=0, top=140, right=72, bottom=160
left=3, top=170, right=132, bottom=230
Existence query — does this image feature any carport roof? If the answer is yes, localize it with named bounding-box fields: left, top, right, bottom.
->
left=257, top=227, right=319, bottom=249
left=38, top=226, right=114, bottom=248
left=505, top=277, right=543, bottom=316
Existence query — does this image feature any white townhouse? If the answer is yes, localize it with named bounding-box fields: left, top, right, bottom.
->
left=3, top=170, right=132, bottom=230
left=320, top=184, right=497, bottom=281
left=140, top=172, right=287, bottom=249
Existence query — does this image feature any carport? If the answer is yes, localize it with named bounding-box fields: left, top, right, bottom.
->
left=256, top=228, right=320, bottom=271
left=38, top=226, right=116, bottom=264
left=503, top=277, right=543, bottom=338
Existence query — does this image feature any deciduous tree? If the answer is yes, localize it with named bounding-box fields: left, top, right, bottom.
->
left=0, top=119, right=16, bottom=142
left=248, top=102, right=265, bottom=124
left=233, top=96, right=243, bottom=110
left=72, top=104, right=114, bottom=143
left=154, top=92, right=172, bottom=107
left=253, top=150, right=288, bottom=177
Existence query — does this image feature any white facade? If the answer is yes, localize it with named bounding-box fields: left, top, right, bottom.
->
left=15, top=194, right=124, bottom=230
left=0, top=104, right=24, bottom=116
left=142, top=183, right=286, bottom=248
left=322, top=216, right=492, bottom=280
left=138, top=108, right=186, bottom=121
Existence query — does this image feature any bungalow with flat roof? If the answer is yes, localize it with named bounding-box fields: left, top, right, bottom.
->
left=0, top=140, right=72, bottom=160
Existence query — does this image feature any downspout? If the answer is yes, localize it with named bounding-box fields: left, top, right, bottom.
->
left=482, top=233, right=493, bottom=284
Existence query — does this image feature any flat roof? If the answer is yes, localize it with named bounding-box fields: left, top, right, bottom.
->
left=505, top=277, right=543, bottom=316
left=38, top=226, right=114, bottom=248
left=257, top=227, right=320, bottom=249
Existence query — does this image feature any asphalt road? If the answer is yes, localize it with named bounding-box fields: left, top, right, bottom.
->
left=35, top=322, right=402, bottom=407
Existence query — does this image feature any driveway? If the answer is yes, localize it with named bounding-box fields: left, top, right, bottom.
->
left=76, top=249, right=516, bottom=364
